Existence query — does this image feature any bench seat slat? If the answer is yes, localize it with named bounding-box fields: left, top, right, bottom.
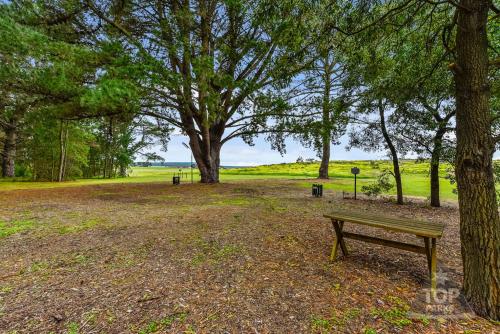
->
left=324, top=210, right=443, bottom=230
left=324, top=210, right=444, bottom=238
left=324, top=216, right=443, bottom=238
left=325, top=210, right=442, bottom=228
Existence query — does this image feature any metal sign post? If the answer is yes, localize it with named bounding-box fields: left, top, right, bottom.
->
left=351, top=167, right=360, bottom=200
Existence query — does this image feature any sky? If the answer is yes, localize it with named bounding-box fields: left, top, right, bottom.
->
left=148, top=132, right=500, bottom=166
left=148, top=130, right=385, bottom=166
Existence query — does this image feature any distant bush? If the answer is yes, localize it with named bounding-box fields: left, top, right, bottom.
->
left=362, top=170, right=394, bottom=197
left=15, top=164, right=31, bottom=178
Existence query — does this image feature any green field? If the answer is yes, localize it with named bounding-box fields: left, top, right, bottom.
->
left=0, top=160, right=458, bottom=201
left=223, top=160, right=457, bottom=201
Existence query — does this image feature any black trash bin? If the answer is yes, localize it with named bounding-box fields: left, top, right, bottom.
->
left=173, top=176, right=180, bottom=185
left=312, top=184, right=323, bottom=197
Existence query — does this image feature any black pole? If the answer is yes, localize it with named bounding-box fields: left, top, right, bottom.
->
left=354, top=174, right=357, bottom=200
left=190, top=153, right=193, bottom=184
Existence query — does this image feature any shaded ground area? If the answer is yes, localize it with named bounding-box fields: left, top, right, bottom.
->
left=0, top=181, right=496, bottom=333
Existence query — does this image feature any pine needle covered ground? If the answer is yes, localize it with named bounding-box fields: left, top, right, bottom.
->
left=0, top=180, right=496, bottom=333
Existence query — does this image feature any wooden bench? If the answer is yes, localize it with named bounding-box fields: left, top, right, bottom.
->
left=324, top=210, right=444, bottom=291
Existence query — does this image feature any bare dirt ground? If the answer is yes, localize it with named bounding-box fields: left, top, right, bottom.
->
left=0, top=180, right=497, bottom=333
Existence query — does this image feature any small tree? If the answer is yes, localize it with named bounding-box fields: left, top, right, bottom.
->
left=393, top=95, right=455, bottom=207
left=362, top=170, right=394, bottom=198
left=349, top=98, right=406, bottom=205
left=288, top=45, right=350, bottom=179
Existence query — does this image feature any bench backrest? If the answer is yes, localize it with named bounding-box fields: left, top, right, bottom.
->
left=324, top=210, right=444, bottom=238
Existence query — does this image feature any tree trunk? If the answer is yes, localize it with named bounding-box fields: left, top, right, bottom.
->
left=188, top=126, right=223, bottom=184
left=454, top=0, right=499, bottom=320
left=319, top=58, right=332, bottom=179
left=378, top=100, right=403, bottom=205
left=102, top=158, right=108, bottom=178
left=391, top=155, right=403, bottom=205
left=429, top=155, right=440, bottom=208
left=192, top=142, right=221, bottom=183
left=198, top=160, right=220, bottom=183
left=318, top=140, right=330, bottom=179
left=1, top=119, right=17, bottom=178
left=119, top=164, right=127, bottom=177
left=430, top=130, right=444, bottom=208
left=107, top=118, right=114, bottom=178
left=57, top=120, right=68, bottom=182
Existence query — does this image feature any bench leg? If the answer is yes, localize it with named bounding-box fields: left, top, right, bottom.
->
left=423, top=237, right=437, bottom=293
left=337, top=221, right=349, bottom=256
left=423, top=237, right=432, bottom=276
left=330, top=225, right=339, bottom=261
left=330, top=220, right=348, bottom=261
left=430, top=238, right=437, bottom=293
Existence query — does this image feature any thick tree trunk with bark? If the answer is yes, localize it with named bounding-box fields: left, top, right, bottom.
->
left=192, top=141, right=221, bottom=183
left=454, top=0, right=499, bottom=320
left=187, top=121, right=224, bottom=184
left=429, top=157, right=440, bottom=207
left=1, top=119, right=17, bottom=178
left=319, top=140, right=330, bottom=179
left=319, top=65, right=332, bottom=179
left=378, top=100, right=403, bottom=205
left=430, top=130, right=445, bottom=208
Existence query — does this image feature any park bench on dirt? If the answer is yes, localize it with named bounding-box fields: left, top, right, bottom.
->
left=324, top=210, right=444, bottom=291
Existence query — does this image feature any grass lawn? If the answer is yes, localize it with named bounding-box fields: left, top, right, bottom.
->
left=0, top=180, right=494, bottom=333
left=0, top=166, right=312, bottom=191
left=223, top=160, right=458, bottom=201
left=0, top=160, right=458, bottom=202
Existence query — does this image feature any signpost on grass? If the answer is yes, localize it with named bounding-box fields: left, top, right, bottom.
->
left=351, top=167, right=360, bottom=200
